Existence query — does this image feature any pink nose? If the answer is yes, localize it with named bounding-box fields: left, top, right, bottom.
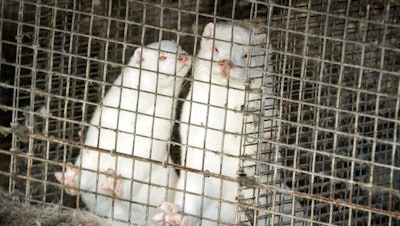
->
left=178, top=55, right=189, bottom=62
left=217, top=59, right=234, bottom=72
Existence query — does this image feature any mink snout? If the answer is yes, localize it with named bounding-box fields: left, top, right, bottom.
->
left=217, top=59, right=235, bottom=73
left=178, top=54, right=190, bottom=63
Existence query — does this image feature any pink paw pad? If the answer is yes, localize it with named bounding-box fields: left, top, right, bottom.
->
left=153, top=202, right=187, bottom=225
left=54, top=162, right=79, bottom=196
left=101, top=168, right=122, bottom=197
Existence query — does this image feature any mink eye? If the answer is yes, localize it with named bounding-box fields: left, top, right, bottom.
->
left=159, top=56, right=167, bottom=61
left=214, top=47, right=219, bottom=53
left=242, top=53, right=248, bottom=59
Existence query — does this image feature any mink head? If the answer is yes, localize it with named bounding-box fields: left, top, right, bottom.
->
left=130, top=40, right=192, bottom=78
left=197, top=22, right=267, bottom=84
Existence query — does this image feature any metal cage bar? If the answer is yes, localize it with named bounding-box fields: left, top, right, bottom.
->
left=0, top=0, right=398, bottom=225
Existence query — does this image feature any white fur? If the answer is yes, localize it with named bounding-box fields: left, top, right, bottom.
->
left=56, top=40, right=191, bottom=225
left=179, top=22, right=266, bottom=225
left=155, top=23, right=304, bottom=225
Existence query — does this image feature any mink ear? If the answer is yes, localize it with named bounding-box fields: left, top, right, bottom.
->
left=133, top=48, right=144, bottom=65
left=255, top=34, right=271, bottom=56
left=202, top=22, right=215, bottom=40
left=254, top=33, right=267, bottom=47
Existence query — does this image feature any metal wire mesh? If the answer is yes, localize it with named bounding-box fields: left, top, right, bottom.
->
left=0, top=0, right=399, bottom=225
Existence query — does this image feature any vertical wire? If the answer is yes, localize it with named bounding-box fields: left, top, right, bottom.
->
left=43, top=0, right=58, bottom=203
left=65, top=0, right=79, bottom=208
left=10, top=0, right=26, bottom=196
left=292, top=0, right=312, bottom=224
left=248, top=2, right=260, bottom=225
left=122, top=0, right=134, bottom=222
left=9, top=0, right=20, bottom=193
left=179, top=0, right=201, bottom=221
left=238, top=1, right=251, bottom=224
left=126, top=0, right=148, bottom=222
left=192, top=1, right=222, bottom=222
left=276, top=0, right=293, bottom=224
left=312, top=0, right=331, bottom=224
left=348, top=2, right=371, bottom=224
left=82, top=0, right=96, bottom=157
left=57, top=0, right=73, bottom=205
left=391, top=51, right=400, bottom=226
left=229, top=0, right=243, bottom=223
left=166, top=0, right=183, bottom=208
left=25, top=0, right=42, bottom=201
left=103, top=0, right=119, bottom=219
left=142, top=1, right=165, bottom=220
left=262, top=3, right=275, bottom=225
left=331, top=0, right=351, bottom=224
left=371, top=3, right=390, bottom=225
left=388, top=1, right=400, bottom=220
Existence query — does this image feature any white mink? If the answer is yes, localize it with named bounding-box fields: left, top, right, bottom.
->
left=55, top=40, right=192, bottom=225
left=154, top=23, right=304, bottom=225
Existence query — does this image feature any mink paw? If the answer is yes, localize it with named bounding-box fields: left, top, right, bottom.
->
left=102, top=168, right=122, bottom=197
left=54, top=162, right=79, bottom=196
left=153, top=202, right=187, bottom=226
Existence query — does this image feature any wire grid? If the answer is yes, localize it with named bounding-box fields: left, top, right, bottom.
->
left=0, top=0, right=398, bottom=225
left=273, top=1, right=400, bottom=225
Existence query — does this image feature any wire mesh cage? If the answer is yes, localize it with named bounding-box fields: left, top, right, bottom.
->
left=0, top=0, right=399, bottom=225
